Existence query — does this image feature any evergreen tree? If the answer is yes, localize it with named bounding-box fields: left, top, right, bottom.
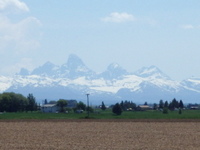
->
left=172, top=98, right=179, bottom=109
left=120, top=101, right=126, bottom=111
left=168, top=102, right=174, bottom=111
left=44, top=99, right=48, bottom=104
left=112, top=103, right=122, bottom=115
left=27, top=93, right=37, bottom=112
left=101, top=101, right=106, bottom=110
left=159, top=100, right=164, bottom=109
left=130, top=101, right=136, bottom=110
left=153, top=103, right=158, bottom=110
left=179, top=100, right=184, bottom=109
left=164, top=101, right=168, bottom=108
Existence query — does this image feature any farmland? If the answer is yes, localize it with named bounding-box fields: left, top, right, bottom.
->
left=0, top=120, right=200, bottom=149
left=1, top=109, right=200, bottom=119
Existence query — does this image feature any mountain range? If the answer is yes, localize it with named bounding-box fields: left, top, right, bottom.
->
left=1, top=54, right=200, bottom=105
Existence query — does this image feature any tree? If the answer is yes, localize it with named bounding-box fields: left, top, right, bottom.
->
left=120, top=101, right=125, bottom=111
left=86, top=106, right=94, bottom=113
left=112, top=103, right=122, bottom=115
left=0, top=93, right=11, bottom=112
left=179, top=108, right=182, bottom=114
left=27, top=93, right=37, bottom=112
left=163, top=107, right=168, bottom=114
left=168, top=102, right=174, bottom=111
left=120, top=100, right=136, bottom=111
left=159, top=100, right=164, bottom=109
left=179, top=100, right=184, bottom=109
left=44, top=99, right=48, bottom=104
left=57, top=99, right=67, bottom=113
left=153, top=103, right=158, bottom=110
left=76, top=101, right=86, bottom=111
left=48, top=100, right=57, bottom=104
left=169, top=98, right=179, bottom=111
left=164, top=101, right=168, bottom=108
left=101, top=101, right=106, bottom=111
left=172, top=98, right=179, bottom=109
left=0, top=92, right=28, bottom=112
left=144, top=102, right=148, bottom=105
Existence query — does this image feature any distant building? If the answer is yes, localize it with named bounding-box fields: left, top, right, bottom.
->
left=189, top=105, right=199, bottom=110
left=137, top=105, right=152, bottom=111
left=41, top=104, right=59, bottom=113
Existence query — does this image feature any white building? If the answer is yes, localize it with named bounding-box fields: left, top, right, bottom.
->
left=41, top=104, right=59, bottom=113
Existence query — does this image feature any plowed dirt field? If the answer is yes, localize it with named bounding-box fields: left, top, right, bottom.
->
left=0, top=119, right=200, bottom=150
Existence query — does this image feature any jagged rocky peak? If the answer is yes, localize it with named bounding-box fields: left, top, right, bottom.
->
left=66, top=54, right=86, bottom=69
left=31, top=61, right=58, bottom=76
left=18, top=68, right=30, bottom=76
left=100, top=63, right=128, bottom=79
left=135, top=65, right=170, bottom=79
left=60, top=54, right=95, bottom=78
left=107, top=63, right=127, bottom=73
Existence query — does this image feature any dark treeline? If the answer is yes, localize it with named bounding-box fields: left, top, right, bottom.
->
left=0, top=92, right=37, bottom=112
left=120, top=100, right=136, bottom=111
left=157, top=98, right=184, bottom=110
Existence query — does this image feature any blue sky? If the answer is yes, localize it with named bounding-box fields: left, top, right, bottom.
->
left=0, top=0, right=200, bottom=80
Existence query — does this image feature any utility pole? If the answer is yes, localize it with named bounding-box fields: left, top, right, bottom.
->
left=86, top=94, right=90, bottom=118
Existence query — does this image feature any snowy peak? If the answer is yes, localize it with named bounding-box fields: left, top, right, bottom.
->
left=181, top=77, right=200, bottom=91
left=135, top=65, right=170, bottom=79
left=66, top=54, right=85, bottom=69
left=31, top=61, right=59, bottom=76
left=3, top=54, right=200, bottom=103
left=60, top=54, right=95, bottom=79
left=100, top=63, right=128, bottom=79
left=107, top=63, right=126, bottom=72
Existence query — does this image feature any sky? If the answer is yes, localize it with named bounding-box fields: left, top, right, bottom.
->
left=0, top=0, right=200, bottom=81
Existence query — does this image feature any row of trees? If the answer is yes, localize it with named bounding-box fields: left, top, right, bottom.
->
left=0, top=91, right=186, bottom=116
left=55, top=100, right=95, bottom=113
left=157, top=98, right=184, bottom=110
left=0, top=92, right=37, bottom=112
left=111, top=99, right=185, bottom=116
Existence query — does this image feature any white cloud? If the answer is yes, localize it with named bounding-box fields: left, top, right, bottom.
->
left=0, top=0, right=42, bottom=53
left=181, top=24, right=194, bottom=29
left=1, top=58, right=34, bottom=75
left=0, top=0, right=42, bottom=76
left=102, top=12, right=136, bottom=23
left=0, top=15, right=42, bottom=53
left=0, top=0, right=29, bottom=12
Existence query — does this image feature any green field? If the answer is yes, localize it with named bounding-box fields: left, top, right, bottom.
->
left=0, top=109, right=200, bottom=120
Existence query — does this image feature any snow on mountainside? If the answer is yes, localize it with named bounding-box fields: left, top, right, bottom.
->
left=0, top=76, right=12, bottom=92
left=31, top=61, right=59, bottom=76
left=181, top=77, right=200, bottom=92
left=135, top=65, right=170, bottom=79
left=1, top=54, right=200, bottom=104
left=99, top=63, right=128, bottom=79
left=58, top=54, right=96, bottom=79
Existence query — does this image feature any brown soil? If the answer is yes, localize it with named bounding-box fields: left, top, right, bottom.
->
left=0, top=119, right=200, bottom=150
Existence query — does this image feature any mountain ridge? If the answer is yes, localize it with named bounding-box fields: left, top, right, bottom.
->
left=1, top=54, right=200, bottom=104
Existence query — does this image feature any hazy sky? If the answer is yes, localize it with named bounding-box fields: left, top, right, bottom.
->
left=1, top=0, right=200, bottom=80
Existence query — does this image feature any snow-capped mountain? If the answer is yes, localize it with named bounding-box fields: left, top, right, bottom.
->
left=31, top=61, right=59, bottom=77
left=99, top=63, right=128, bottom=79
left=135, top=65, right=170, bottom=79
left=1, top=54, right=200, bottom=104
